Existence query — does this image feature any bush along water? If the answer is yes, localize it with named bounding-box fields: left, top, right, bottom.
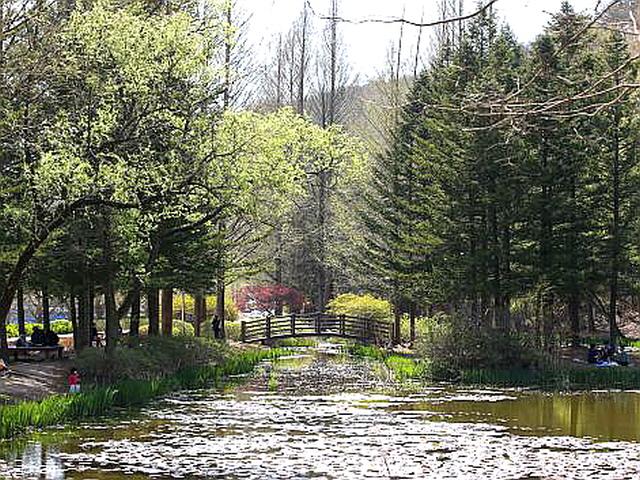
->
left=0, top=347, right=287, bottom=439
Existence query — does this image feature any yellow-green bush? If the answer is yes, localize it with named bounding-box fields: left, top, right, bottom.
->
left=327, top=293, right=392, bottom=322
left=139, top=319, right=194, bottom=336
left=172, top=294, right=239, bottom=323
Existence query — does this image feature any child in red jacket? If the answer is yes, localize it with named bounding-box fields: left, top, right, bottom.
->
left=68, top=368, right=81, bottom=393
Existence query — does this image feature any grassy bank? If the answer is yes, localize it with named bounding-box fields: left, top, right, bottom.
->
left=0, top=347, right=286, bottom=439
left=349, top=344, right=640, bottom=390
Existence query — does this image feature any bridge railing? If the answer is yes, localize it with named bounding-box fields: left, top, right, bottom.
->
left=240, top=312, right=393, bottom=345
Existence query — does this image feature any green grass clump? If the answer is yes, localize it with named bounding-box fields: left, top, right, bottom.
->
left=460, top=365, right=640, bottom=390
left=347, top=343, right=427, bottom=381
left=385, top=355, right=428, bottom=381
left=348, top=344, right=387, bottom=361
left=0, top=347, right=288, bottom=440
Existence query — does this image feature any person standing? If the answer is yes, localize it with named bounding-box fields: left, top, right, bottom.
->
left=68, top=368, right=81, bottom=393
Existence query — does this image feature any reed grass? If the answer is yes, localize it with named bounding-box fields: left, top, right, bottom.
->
left=461, top=365, right=640, bottom=390
left=0, top=347, right=287, bottom=439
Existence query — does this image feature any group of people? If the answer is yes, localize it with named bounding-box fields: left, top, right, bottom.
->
left=587, top=343, right=629, bottom=366
left=16, top=326, right=60, bottom=348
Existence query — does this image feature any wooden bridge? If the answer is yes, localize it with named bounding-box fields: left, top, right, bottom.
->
left=240, top=312, right=394, bottom=345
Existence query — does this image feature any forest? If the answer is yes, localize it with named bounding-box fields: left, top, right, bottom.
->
left=1, top=0, right=639, bottom=360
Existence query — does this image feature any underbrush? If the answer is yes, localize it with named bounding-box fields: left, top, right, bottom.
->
left=76, top=335, right=228, bottom=384
left=349, top=338, right=640, bottom=390
left=0, top=347, right=286, bottom=439
left=462, top=365, right=640, bottom=390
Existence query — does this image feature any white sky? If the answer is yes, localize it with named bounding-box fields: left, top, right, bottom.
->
left=241, top=0, right=603, bottom=80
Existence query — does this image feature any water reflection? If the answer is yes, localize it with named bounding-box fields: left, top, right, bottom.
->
left=2, top=355, right=640, bottom=479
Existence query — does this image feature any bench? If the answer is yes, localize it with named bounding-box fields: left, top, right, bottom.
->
left=4, top=346, right=64, bottom=361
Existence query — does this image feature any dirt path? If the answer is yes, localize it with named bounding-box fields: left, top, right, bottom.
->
left=0, top=360, right=71, bottom=403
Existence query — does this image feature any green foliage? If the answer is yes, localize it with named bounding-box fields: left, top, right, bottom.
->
left=416, top=314, right=542, bottom=379
left=172, top=294, right=239, bottom=323
left=6, top=320, right=73, bottom=338
left=77, top=336, right=228, bottom=384
left=347, top=344, right=426, bottom=381
left=327, top=294, right=392, bottom=322
left=461, top=366, right=640, bottom=390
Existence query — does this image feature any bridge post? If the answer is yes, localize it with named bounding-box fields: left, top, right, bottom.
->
left=365, top=318, right=372, bottom=342
left=315, top=313, right=321, bottom=335
left=266, top=317, right=271, bottom=340
left=340, top=315, right=346, bottom=337
left=290, top=314, right=296, bottom=336
left=240, top=321, right=246, bottom=342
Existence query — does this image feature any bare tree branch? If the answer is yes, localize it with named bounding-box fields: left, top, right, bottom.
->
left=304, top=0, right=500, bottom=28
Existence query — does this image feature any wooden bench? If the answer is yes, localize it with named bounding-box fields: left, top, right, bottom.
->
left=4, top=346, right=64, bottom=361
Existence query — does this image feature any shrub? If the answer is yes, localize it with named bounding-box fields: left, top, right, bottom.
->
left=234, top=284, right=305, bottom=314
left=416, top=313, right=542, bottom=379
left=327, top=294, right=392, bottom=322
left=51, top=320, right=73, bottom=335
left=172, top=294, right=240, bottom=323
left=76, top=336, right=228, bottom=384
left=138, top=319, right=195, bottom=337
left=6, top=320, right=73, bottom=338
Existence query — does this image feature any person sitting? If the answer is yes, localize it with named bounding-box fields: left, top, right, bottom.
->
left=43, top=329, right=59, bottom=347
left=615, top=346, right=630, bottom=367
left=31, top=327, right=45, bottom=346
left=0, top=358, right=9, bottom=376
left=605, top=343, right=616, bottom=362
left=16, top=334, right=29, bottom=347
left=587, top=344, right=600, bottom=364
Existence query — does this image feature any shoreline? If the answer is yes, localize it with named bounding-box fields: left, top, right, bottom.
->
left=0, top=347, right=287, bottom=440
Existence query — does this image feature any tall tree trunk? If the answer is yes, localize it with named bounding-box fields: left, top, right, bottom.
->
left=161, top=288, right=173, bottom=336
left=409, top=302, right=416, bottom=343
left=609, top=111, right=621, bottom=347
left=104, top=281, right=118, bottom=357
left=69, top=293, right=78, bottom=350
left=76, top=285, right=90, bottom=351
left=393, top=304, right=402, bottom=345
left=216, top=278, right=225, bottom=339
left=102, top=213, right=119, bottom=357
left=130, top=286, right=141, bottom=337
left=274, top=227, right=284, bottom=316
left=297, top=3, right=308, bottom=115
left=42, top=286, right=50, bottom=332
left=16, top=285, right=25, bottom=336
left=147, top=288, right=160, bottom=336
left=194, top=292, right=204, bottom=337
left=569, top=293, right=580, bottom=347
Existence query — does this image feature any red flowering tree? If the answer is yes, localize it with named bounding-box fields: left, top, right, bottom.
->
left=234, top=284, right=306, bottom=314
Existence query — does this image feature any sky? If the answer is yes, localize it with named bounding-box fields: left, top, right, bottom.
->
left=241, top=0, right=604, bottom=80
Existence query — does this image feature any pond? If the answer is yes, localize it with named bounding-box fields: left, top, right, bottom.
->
left=2, top=347, right=640, bottom=479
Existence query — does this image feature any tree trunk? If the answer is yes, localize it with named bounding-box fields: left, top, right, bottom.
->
left=194, top=292, right=204, bottom=337
left=569, top=293, right=580, bottom=347
left=393, top=305, right=402, bottom=345
left=216, top=279, right=225, bottom=339
left=104, top=282, right=119, bottom=357
left=16, top=285, right=25, bottom=336
left=161, top=288, right=173, bottom=336
left=69, top=293, right=78, bottom=350
left=274, top=227, right=284, bottom=316
left=609, top=113, right=621, bottom=347
left=76, top=286, right=90, bottom=351
left=409, top=302, right=416, bottom=343
left=147, top=288, right=160, bottom=336
left=42, top=286, right=50, bottom=332
left=130, top=287, right=141, bottom=337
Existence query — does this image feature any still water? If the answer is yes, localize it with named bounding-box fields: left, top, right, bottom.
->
left=2, top=350, right=640, bottom=479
